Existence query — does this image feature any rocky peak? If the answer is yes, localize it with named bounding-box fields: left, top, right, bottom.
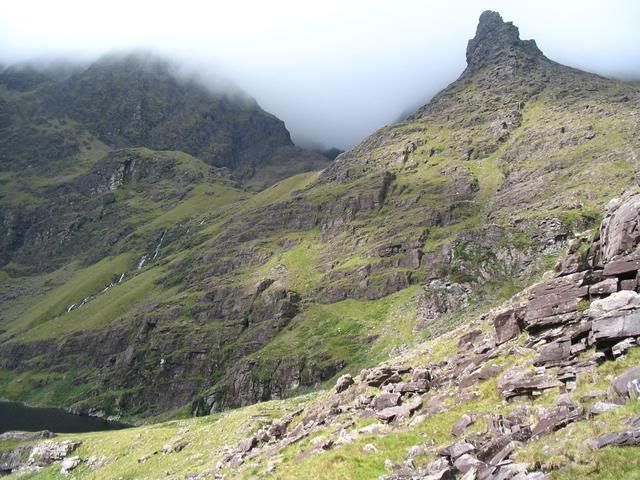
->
left=465, top=11, right=543, bottom=72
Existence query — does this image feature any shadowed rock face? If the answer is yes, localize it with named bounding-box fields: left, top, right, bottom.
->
left=599, top=194, right=640, bottom=264
left=0, top=52, right=329, bottom=183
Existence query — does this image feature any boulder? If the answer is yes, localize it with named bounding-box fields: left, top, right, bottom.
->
left=374, top=392, right=402, bottom=410
left=485, top=440, right=520, bottom=466
left=588, top=401, right=622, bottom=416
left=531, top=405, right=583, bottom=438
left=267, top=418, right=291, bottom=439
left=603, top=252, right=640, bottom=276
left=376, top=397, right=422, bottom=423
left=589, top=278, right=618, bottom=296
left=494, top=307, right=524, bottom=344
left=452, top=413, right=476, bottom=437
left=162, top=437, right=190, bottom=454
left=406, top=444, right=429, bottom=459
left=422, top=466, right=454, bottom=480
left=591, top=427, right=640, bottom=449
left=534, top=338, right=572, bottom=366
left=497, top=367, right=559, bottom=399
left=424, top=457, right=451, bottom=475
left=411, top=368, right=432, bottom=383
left=361, top=367, right=404, bottom=387
left=459, top=364, right=502, bottom=389
left=555, top=393, right=577, bottom=408
left=454, top=453, right=485, bottom=474
left=620, top=277, right=639, bottom=291
left=392, top=381, right=429, bottom=395
left=591, top=311, right=640, bottom=345
left=60, top=456, right=81, bottom=474
left=612, top=338, right=637, bottom=358
left=335, top=374, right=355, bottom=393
left=439, top=440, right=475, bottom=460
left=403, top=395, right=423, bottom=414
left=477, top=434, right=524, bottom=465
left=238, top=436, right=257, bottom=453
left=28, top=440, right=82, bottom=467
left=588, top=290, right=640, bottom=318
left=377, top=406, right=410, bottom=423
left=612, top=366, right=640, bottom=400
left=525, top=271, right=589, bottom=330
left=599, top=193, right=640, bottom=264
left=311, top=436, right=334, bottom=450
left=458, top=329, right=484, bottom=348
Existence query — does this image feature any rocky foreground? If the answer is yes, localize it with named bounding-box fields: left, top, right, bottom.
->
left=3, top=190, right=640, bottom=479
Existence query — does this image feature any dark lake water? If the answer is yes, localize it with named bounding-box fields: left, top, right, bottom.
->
left=0, top=401, right=128, bottom=434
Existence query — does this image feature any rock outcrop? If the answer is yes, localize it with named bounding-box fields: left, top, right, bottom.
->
left=1, top=439, right=81, bottom=476
left=465, top=11, right=543, bottom=73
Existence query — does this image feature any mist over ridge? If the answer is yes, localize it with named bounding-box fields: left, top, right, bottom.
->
left=1, top=0, right=639, bottom=149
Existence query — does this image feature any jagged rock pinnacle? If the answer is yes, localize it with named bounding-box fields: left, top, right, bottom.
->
left=465, top=11, right=543, bottom=72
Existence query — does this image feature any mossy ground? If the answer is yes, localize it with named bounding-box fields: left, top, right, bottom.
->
left=3, top=395, right=317, bottom=480
left=6, top=312, right=638, bottom=480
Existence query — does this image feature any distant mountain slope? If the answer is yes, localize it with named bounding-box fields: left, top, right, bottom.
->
left=0, top=53, right=330, bottom=270
left=0, top=12, right=638, bottom=420
left=0, top=52, right=329, bottom=180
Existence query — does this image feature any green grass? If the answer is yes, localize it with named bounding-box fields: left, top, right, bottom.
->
left=0, top=369, right=95, bottom=406
left=141, top=182, right=248, bottom=231
left=245, top=171, right=320, bottom=209
left=7, top=254, right=135, bottom=335
left=5, top=395, right=317, bottom=480
left=250, top=232, right=323, bottom=293
left=16, top=263, right=166, bottom=341
left=248, top=286, right=419, bottom=384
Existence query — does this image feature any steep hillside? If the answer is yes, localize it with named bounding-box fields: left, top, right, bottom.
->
left=1, top=10, right=639, bottom=426
left=0, top=53, right=330, bottom=181
left=0, top=53, right=330, bottom=267
left=3, top=190, right=640, bottom=479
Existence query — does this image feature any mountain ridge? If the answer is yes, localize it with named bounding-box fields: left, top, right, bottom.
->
left=0, top=51, right=331, bottom=184
left=0, top=10, right=639, bottom=429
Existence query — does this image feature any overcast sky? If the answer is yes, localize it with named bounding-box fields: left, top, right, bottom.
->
left=1, top=0, right=639, bottom=149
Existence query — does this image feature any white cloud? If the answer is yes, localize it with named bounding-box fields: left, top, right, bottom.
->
left=1, top=0, right=638, bottom=148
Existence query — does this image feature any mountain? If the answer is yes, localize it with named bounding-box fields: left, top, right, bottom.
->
left=0, top=52, right=330, bottom=184
left=1, top=10, right=640, bottom=479
left=0, top=5, right=639, bottom=442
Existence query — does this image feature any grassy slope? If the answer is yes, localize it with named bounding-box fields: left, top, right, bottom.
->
left=5, top=254, right=135, bottom=335
left=5, top=315, right=639, bottom=480
left=4, top=77, right=637, bottom=414
left=5, top=395, right=316, bottom=480
left=2, top=35, right=639, bottom=432
left=0, top=146, right=249, bottom=338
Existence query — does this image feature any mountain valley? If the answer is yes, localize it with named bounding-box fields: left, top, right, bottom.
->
left=1, top=10, right=640, bottom=480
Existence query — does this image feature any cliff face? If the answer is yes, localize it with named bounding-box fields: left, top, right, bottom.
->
left=0, top=11, right=639, bottom=422
left=51, top=54, right=296, bottom=176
